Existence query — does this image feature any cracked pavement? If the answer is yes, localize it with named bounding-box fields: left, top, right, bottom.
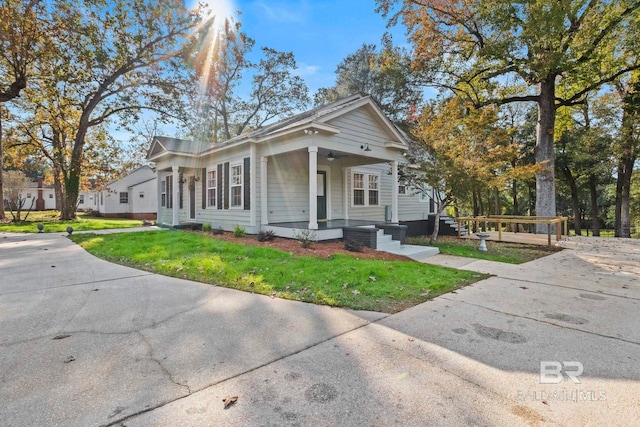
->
left=1, top=231, right=639, bottom=426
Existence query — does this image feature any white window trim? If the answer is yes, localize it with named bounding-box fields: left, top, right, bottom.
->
left=230, top=163, right=243, bottom=209
left=206, top=168, right=217, bottom=208
left=119, top=192, right=129, bottom=204
left=351, top=170, right=380, bottom=207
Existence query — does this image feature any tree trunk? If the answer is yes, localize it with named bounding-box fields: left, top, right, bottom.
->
left=512, top=179, right=519, bottom=215
left=614, top=105, right=637, bottom=238
left=494, top=187, right=500, bottom=215
left=535, top=77, right=558, bottom=231
left=615, top=157, right=633, bottom=238
left=562, top=165, right=581, bottom=235
left=0, top=111, right=4, bottom=220
left=430, top=209, right=442, bottom=245
left=588, top=175, right=600, bottom=237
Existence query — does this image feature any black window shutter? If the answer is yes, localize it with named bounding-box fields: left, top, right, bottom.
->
left=224, top=162, right=230, bottom=209
left=201, top=168, right=207, bottom=209
left=217, top=164, right=223, bottom=209
left=243, top=157, right=250, bottom=210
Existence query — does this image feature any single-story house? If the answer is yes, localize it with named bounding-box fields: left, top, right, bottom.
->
left=22, top=178, right=56, bottom=210
left=95, top=165, right=157, bottom=220
left=76, top=190, right=97, bottom=211
left=147, top=95, right=441, bottom=245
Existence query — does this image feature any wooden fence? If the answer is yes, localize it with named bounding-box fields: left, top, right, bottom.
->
left=455, top=215, right=569, bottom=246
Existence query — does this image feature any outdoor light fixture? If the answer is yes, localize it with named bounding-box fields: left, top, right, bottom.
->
left=37, top=223, right=44, bottom=233
left=327, top=151, right=336, bottom=162
left=361, top=144, right=372, bottom=152
left=66, top=226, right=73, bottom=236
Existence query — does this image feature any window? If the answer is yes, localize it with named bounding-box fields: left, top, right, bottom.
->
left=166, top=175, right=173, bottom=208
left=398, top=184, right=407, bottom=195
left=352, top=171, right=379, bottom=207
left=26, top=193, right=32, bottom=198
left=368, top=175, right=379, bottom=206
left=161, top=180, right=166, bottom=207
left=119, top=192, right=129, bottom=204
left=100, top=192, right=103, bottom=205
left=49, top=194, right=54, bottom=199
left=353, top=173, right=365, bottom=206
left=139, top=192, right=144, bottom=199
left=78, top=195, right=85, bottom=204
left=207, top=169, right=217, bottom=207
left=230, top=164, right=242, bottom=207
left=419, top=191, right=428, bottom=202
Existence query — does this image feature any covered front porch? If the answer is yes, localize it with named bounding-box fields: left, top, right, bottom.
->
left=267, top=219, right=386, bottom=241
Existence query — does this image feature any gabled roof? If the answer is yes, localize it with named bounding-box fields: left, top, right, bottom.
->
left=148, top=94, right=408, bottom=160
left=147, top=136, right=213, bottom=160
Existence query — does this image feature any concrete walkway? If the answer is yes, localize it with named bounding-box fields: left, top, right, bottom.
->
left=1, top=231, right=638, bottom=426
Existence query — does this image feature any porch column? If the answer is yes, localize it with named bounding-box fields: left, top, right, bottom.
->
left=343, top=167, right=349, bottom=220
left=391, top=160, right=399, bottom=223
left=260, top=156, right=268, bottom=225
left=172, top=165, right=179, bottom=226
left=308, top=146, right=318, bottom=230
left=156, top=171, right=162, bottom=226
left=250, top=143, right=257, bottom=227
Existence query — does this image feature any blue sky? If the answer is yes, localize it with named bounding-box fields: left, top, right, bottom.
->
left=114, top=1, right=407, bottom=144
left=210, top=0, right=407, bottom=95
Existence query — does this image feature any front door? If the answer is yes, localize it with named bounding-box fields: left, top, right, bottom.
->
left=189, top=176, right=196, bottom=220
left=317, top=171, right=327, bottom=221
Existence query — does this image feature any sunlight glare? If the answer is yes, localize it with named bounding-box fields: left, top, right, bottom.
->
left=188, top=0, right=237, bottom=93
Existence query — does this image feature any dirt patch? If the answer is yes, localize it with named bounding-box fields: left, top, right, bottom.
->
left=199, top=231, right=412, bottom=261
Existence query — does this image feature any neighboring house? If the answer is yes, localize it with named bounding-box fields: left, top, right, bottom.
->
left=95, top=166, right=157, bottom=220
left=76, top=191, right=96, bottom=211
left=23, top=178, right=56, bottom=211
left=147, top=95, right=438, bottom=241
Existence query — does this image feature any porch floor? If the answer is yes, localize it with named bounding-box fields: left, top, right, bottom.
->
left=269, top=219, right=386, bottom=230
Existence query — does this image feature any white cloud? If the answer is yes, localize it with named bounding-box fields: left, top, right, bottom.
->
left=253, top=1, right=307, bottom=23
left=294, top=63, right=320, bottom=77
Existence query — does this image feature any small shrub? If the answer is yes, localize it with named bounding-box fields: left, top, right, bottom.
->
left=202, top=223, right=212, bottom=232
left=212, top=226, right=224, bottom=235
left=257, top=229, right=276, bottom=242
left=343, top=238, right=363, bottom=252
left=294, top=229, right=317, bottom=248
left=233, top=225, right=246, bottom=238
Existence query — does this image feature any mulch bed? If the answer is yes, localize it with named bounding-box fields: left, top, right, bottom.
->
left=199, top=231, right=412, bottom=261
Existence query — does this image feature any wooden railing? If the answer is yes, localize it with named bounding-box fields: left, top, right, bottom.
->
left=455, top=215, right=569, bottom=246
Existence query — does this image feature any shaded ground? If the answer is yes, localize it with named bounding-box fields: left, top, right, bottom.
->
left=1, top=232, right=638, bottom=426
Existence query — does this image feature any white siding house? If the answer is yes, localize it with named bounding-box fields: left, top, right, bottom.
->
left=147, top=95, right=436, bottom=240
left=22, top=178, right=56, bottom=210
left=96, top=166, right=157, bottom=219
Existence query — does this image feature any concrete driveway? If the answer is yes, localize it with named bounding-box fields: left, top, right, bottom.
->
left=0, top=231, right=638, bottom=426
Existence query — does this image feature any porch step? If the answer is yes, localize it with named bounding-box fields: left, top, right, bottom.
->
left=375, top=228, right=439, bottom=259
left=378, top=244, right=440, bottom=261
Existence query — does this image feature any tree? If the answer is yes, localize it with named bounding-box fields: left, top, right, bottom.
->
left=2, top=169, right=34, bottom=221
left=12, top=0, right=209, bottom=220
left=614, top=76, right=640, bottom=237
left=189, top=20, right=309, bottom=142
left=377, top=0, right=640, bottom=229
left=402, top=96, right=538, bottom=243
left=314, top=41, right=424, bottom=123
left=0, top=0, right=45, bottom=219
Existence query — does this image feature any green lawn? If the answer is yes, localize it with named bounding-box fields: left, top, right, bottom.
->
left=0, top=211, right=144, bottom=233
left=70, top=230, right=487, bottom=313
left=408, top=235, right=561, bottom=264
